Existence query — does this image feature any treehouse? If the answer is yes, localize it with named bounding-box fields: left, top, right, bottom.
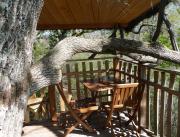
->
left=23, top=0, right=180, bottom=137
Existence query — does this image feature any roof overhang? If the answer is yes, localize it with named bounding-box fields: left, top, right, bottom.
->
left=37, top=0, right=166, bottom=30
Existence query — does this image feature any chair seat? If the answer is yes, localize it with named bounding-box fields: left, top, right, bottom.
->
left=101, top=102, right=123, bottom=113
left=74, top=106, right=99, bottom=113
left=75, top=97, right=96, bottom=108
left=102, top=101, right=135, bottom=111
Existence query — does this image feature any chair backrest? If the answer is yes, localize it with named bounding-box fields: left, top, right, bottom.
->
left=106, top=82, right=145, bottom=126
left=111, top=83, right=140, bottom=108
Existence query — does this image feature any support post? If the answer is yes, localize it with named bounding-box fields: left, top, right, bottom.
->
left=48, top=85, right=57, bottom=122
left=113, top=57, right=121, bottom=83
left=140, top=65, right=147, bottom=128
left=138, top=63, right=147, bottom=131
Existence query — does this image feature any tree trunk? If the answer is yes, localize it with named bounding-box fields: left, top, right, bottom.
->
left=0, top=0, right=43, bottom=137
left=30, top=37, right=180, bottom=92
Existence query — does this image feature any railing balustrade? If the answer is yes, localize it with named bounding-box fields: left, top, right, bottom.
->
left=58, top=57, right=180, bottom=137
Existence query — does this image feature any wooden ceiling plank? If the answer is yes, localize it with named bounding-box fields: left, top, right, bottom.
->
left=90, top=0, right=97, bottom=23
left=97, top=0, right=102, bottom=24
left=98, top=0, right=106, bottom=23
left=76, top=0, right=89, bottom=23
left=65, top=0, right=77, bottom=24
left=76, top=0, right=87, bottom=23
left=38, top=6, right=49, bottom=24
left=100, top=0, right=114, bottom=23
left=86, top=0, right=95, bottom=23
left=120, top=0, right=160, bottom=24
left=37, top=0, right=162, bottom=30
left=51, top=0, right=69, bottom=24
left=115, top=0, right=137, bottom=22
left=78, top=0, right=95, bottom=24
left=55, top=0, right=75, bottom=24
left=40, top=0, right=69, bottom=25
left=39, top=2, right=59, bottom=25
left=107, top=1, right=125, bottom=23
left=37, top=23, right=127, bottom=30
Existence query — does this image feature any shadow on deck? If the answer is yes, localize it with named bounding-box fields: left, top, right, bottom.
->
left=23, top=112, right=152, bottom=137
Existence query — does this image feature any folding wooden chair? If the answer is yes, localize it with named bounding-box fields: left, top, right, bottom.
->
left=102, top=82, right=144, bottom=135
left=56, top=83, right=98, bottom=136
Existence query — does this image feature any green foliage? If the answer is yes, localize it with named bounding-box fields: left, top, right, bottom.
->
left=33, top=39, right=50, bottom=62
left=158, top=35, right=172, bottom=49
left=142, top=32, right=151, bottom=42
left=157, top=34, right=180, bottom=68
left=48, top=30, right=68, bottom=49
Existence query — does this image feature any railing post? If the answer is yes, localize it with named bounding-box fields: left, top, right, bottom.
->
left=146, top=68, right=151, bottom=129
left=138, top=63, right=147, bottom=130
left=153, top=71, right=159, bottom=135
left=159, top=72, right=166, bottom=137
left=82, top=62, right=88, bottom=97
left=164, top=73, right=176, bottom=137
left=177, top=81, right=180, bottom=137
left=113, top=57, right=121, bottom=82
left=48, top=85, right=57, bottom=123
left=75, top=63, right=80, bottom=100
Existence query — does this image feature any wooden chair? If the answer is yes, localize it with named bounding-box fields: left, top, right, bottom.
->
left=56, top=83, right=98, bottom=136
left=102, top=82, right=144, bottom=135
left=25, top=90, right=48, bottom=123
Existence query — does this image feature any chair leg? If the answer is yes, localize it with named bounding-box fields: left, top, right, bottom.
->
left=116, top=111, right=121, bottom=127
left=78, top=112, right=95, bottom=132
left=125, top=112, right=134, bottom=127
left=64, top=111, right=95, bottom=136
left=131, top=120, right=140, bottom=137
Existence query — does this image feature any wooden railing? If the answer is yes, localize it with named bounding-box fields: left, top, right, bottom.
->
left=61, top=57, right=114, bottom=100
left=111, top=58, right=180, bottom=137
left=59, top=57, right=180, bottom=137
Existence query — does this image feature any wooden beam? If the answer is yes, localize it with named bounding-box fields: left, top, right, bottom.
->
left=37, top=23, right=127, bottom=30
left=48, top=85, right=57, bottom=122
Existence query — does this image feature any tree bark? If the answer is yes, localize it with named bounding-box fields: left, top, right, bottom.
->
left=0, top=0, right=43, bottom=137
left=30, top=37, right=180, bottom=92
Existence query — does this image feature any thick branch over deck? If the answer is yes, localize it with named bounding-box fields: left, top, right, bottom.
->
left=30, top=37, right=180, bottom=92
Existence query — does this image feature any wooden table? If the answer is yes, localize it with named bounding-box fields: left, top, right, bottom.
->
left=83, top=81, right=113, bottom=98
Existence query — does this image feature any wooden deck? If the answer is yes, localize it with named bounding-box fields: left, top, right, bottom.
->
left=23, top=112, right=151, bottom=137
left=26, top=57, right=180, bottom=137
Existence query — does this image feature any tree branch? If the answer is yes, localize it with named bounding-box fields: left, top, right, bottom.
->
left=119, top=52, right=158, bottom=63
left=30, top=37, right=180, bottom=92
left=152, top=0, right=168, bottom=41
left=132, top=24, right=155, bottom=34
left=163, top=14, right=179, bottom=51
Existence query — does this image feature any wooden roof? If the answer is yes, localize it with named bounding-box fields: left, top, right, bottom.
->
left=37, top=0, right=161, bottom=30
